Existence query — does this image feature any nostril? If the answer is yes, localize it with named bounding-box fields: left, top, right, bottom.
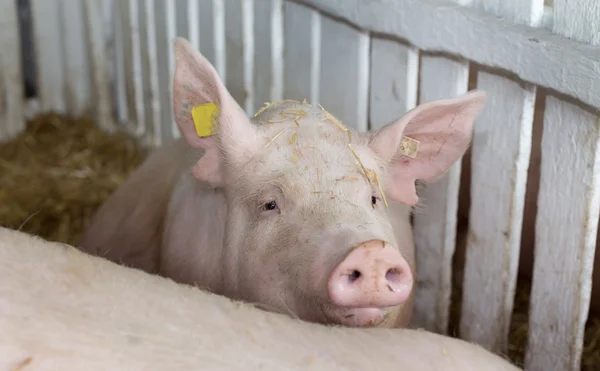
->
left=385, top=268, right=402, bottom=283
left=348, top=270, right=362, bottom=282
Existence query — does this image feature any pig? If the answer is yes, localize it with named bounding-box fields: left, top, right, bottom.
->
left=0, top=227, right=521, bottom=371
left=78, top=37, right=487, bottom=329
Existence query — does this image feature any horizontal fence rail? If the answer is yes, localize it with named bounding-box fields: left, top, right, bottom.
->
left=1, top=1, right=599, bottom=371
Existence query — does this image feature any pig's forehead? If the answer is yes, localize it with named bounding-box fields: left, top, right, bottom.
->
left=251, top=100, right=369, bottom=147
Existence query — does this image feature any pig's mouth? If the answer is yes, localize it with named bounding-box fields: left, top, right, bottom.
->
left=321, top=305, right=392, bottom=328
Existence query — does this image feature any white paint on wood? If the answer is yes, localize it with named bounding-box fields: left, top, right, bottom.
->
left=30, top=0, right=65, bottom=113
left=368, top=38, right=418, bottom=130
left=552, top=0, right=600, bottom=45
left=459, top=0, right=540, bottom=355
left=526, top=2, right=600, bottom=370
left=460, top=73, right=535, bottom=352
left=270, top=0, right=284, bottom=102
left=472, top=0, right=544, bottom=26
left=410, top=55, right=469, bottom=334
left=525, top=97, right=600, bottom=371
left=252, top=0, right=285, bottom=111
left=282, top=1, right=320, bottom=104
left=211, top=0, right=226, bottom=80
left=102, top=0, right=118, bottom=126
left=126, top=0, right=145, bottom=137
left=0, top=0, right=24, bottom=140
left=141, top=0, right=162, bottom=146
left=112, top=0, right=128, bottom=124
left=164, top=0, right=177, bottom=138
left=83, top=0, right=115, bottom=133
left=541, top=5, right=554, bottom=30
left=58, top=0, right=92, bottom=116
left=242, top=0, right=254, bottom=115
left=187, top=0, right=200, bottom=51
left=224, top=0, right=248, bottom=111
left=293, top=0, right=600, bottom=111
left=318, top=16, right=369, bottom=131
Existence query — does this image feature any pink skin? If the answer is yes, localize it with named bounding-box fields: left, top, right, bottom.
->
left=78, top=37, right=487, bottom=329
left=328, top=240, right=413, bottom=326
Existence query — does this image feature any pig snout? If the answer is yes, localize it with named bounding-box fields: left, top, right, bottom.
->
left=327, top=240, right=413, bottom=309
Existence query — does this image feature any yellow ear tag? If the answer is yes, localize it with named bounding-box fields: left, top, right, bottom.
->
left=192, top=102, right=219, bottom=137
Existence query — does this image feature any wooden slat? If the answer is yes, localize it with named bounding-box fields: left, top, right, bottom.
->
left=210, top=0, right=226, bottom=79
left=552, top=0, right=599, bottom=45
left=140, top=0, right=161, bottom=146
left=0, top=0, right=24, bottom=140
left=187, top=0, right=199, bottom=51
left=30, top=0, right=65, bottom=113
left=459, top=0, right=540, bottom=354
left=224, top=0, right=253, bottom=114
left=368, top=37, right=418, bottom=129
left=164, top=0, right=177, bottom=138
left=472, top=0, right=545, bottom=26
left=318, top=16, right=369, bottom=131
left=58, top=0, right=92, bottom=116
left=460, top=73, right=535, bottom=352
left=112, top=0, right=128, bottom=125
left=252, top=0, right=283, bottom=113
left=125, top=0, right=145, bottom=137
left=282, top=1, right=320, bottom=104
left=293, top=0, right=600, bottom=111
left=411, top=55, right=469, bottom=334
left=525, top=97, right=600, bottom=371
left=526, top=2, right=600, bottom=370
left=83, top=0, right=115, bottom=133
left=150, top=0, right=176, bottom=141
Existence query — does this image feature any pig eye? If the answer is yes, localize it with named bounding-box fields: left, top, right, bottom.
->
left=371, top=196, right=377, bottom=207
left=262, top=200, right=279, bottom=212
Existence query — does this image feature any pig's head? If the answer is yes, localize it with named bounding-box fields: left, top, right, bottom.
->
left=172, top=38, right=486, bottom=328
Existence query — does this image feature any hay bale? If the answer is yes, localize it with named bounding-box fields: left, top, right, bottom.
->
left=0, top=113, right=149, bottom=245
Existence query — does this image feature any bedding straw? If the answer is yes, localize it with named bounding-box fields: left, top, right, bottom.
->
left=0, top=113, right=148, bottom=245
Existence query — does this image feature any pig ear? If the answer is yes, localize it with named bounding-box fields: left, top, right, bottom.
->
left=369, top=90, right=486, bottom=206
left=172, top=37, right=259, bottom=186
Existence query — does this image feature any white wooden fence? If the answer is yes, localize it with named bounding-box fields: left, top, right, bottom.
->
left=1, top=0, right=599, bottom=370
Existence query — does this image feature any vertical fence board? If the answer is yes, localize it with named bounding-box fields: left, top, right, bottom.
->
left=30, top=0, right=65, bottom=113
left=459, top=0, right=540, bottom=354
left=125, top=0, right=145, bottom=137
left=187, top=0, right=199, bottom=51
left=165, top=0, right=177, bottom=138
left=368, top=38, right=418, bottom=129
left=282, top=1, right=320, bottom=104
left=83, top=0, right=115, bottom=133
left=139, top=0, right=161, bottom=145
left=526, top=2, right=600, bottom=370
left=412, top=55, right=469, bottom=334
left=526, top=97, right=600, bottom=371
left=461, top=73, right=535, bottom=352
left=58, top=0, right=92, bottom=116
left=0, top=0, right=24, bottom=140
left=210, top=0, right=226, bottom=79
left=318, top=16, right=369, bottom=131
left=472, top=0, right=544, bottom=26
left=112, top=0, right=128, bottom=124
left=552, top=0, right=600, bottom=45
left=253, top=0, right=283, bottom=113
left=224, top=0, right=253, bottom=114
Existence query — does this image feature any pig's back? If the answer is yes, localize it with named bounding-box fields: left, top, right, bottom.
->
left=78, top=138, right=192, bottom=274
